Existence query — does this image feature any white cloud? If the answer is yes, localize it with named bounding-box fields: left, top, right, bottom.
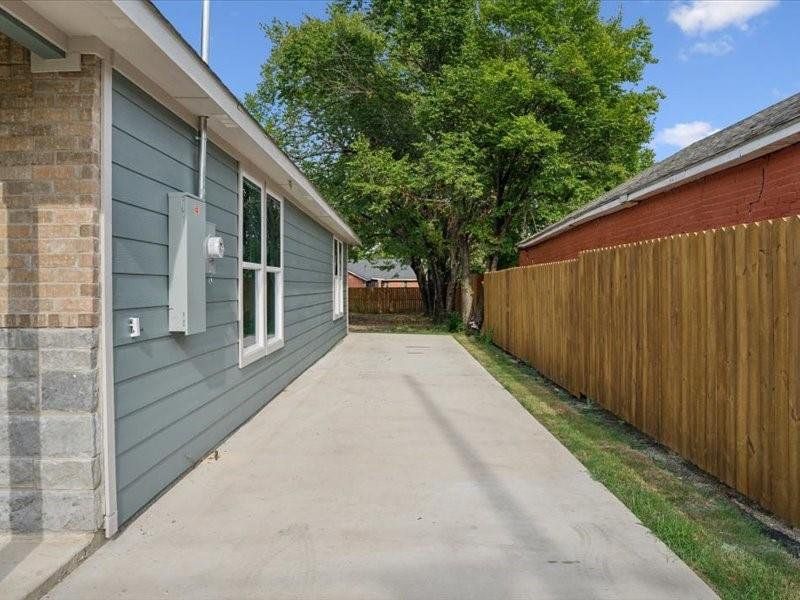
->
left=669, top=0, right=778, bottom=35
left=679, top=35, right=734, bottom=60
left=655, top=121, right=719, bottom=148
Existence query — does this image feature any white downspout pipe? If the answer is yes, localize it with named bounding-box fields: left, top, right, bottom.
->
left=100, top=49, right=119, bottom=538
left=197, top=0, right=210, bottom=198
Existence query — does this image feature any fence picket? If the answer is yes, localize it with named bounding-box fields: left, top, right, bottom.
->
left=773, top=219, right=790, bottom=518
left=787, top=217, right=800, bottom=525
left=348, top=287, right=423, bottom=313
left=733, top=225, right=748, bottom=496
left=482, top=215, right=800, bottom=527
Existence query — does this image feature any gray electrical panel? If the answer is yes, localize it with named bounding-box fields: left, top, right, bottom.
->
left=169, top=192, right=207, bottom=335
left=168, top=192, right=226, bottom=335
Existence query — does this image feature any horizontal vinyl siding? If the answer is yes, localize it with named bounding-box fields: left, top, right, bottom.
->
left=111, top=72, right=346, bottom=524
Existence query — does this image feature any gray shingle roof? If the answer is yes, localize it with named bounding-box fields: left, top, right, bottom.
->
left=519, top=92, right=800, bottom=248
left=348, top=259, right=416, bottom=282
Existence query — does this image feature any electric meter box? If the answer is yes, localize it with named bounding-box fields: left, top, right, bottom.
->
left=168, top=192, right=207, bottom=335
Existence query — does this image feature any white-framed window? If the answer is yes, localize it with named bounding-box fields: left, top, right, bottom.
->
left=332, top=237, right=345, bottom=319
left=239, top=172, right=284, bottom=368
left=264, top=192, right=284, bottom=353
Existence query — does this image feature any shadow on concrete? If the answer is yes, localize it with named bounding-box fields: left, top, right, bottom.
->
left=395, top=373, right=597, bottom=599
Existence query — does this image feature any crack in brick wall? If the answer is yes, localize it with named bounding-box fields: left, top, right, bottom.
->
left=520, top=142, right=800, bottom=266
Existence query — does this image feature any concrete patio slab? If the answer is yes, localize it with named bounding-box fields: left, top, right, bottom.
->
left=46, top=333, right=717, bottom=599
left=0, top=532, right=98, bottom=600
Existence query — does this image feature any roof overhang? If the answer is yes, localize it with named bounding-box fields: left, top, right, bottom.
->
left=0, top=0, right=360, bottom=246
left=518, top=118, right=800, bottom=250
left=346, top=270, right=416, bottom=283
left=372, top=278, right=416, bottom=282
left=0, top=5, right=64, bottom=58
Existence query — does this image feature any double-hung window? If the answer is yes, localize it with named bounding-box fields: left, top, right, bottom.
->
left=240, top=173, right=284, bottom=367
left=332, top=238, right=345, bottom=319
left=264, top=193, right=283, bottom=350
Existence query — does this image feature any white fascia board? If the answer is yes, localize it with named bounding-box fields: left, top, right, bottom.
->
left=518, top=119, right=800, bottom=250
left=111, top=1, right=360, bottom=246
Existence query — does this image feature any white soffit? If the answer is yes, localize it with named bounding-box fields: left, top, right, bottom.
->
left=9, top=0, right=359, bottom=245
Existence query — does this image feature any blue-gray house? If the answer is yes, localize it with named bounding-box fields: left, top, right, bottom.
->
left=0, top=0, right=358, bottom=536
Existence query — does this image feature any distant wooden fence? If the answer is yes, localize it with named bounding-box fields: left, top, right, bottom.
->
left=484, top=216, right=800, bottom=527
left=349, top=287, right=423, bottom=313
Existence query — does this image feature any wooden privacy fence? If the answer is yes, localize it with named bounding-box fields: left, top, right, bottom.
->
left=484, top=216, right=800, bottom=527
left=349, top=287, right=423, bottom=313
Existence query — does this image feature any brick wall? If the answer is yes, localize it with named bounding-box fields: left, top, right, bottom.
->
left=0, top=33, right=103, bottom=532
left=347, top=272, right=366, bottom=288
left=0, top=34, right=101, bottom=328
left=519, top=142, right=800, bottom=265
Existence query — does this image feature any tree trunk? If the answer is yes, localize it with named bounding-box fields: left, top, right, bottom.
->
left=411, top=257, right=431, bottom=315
left=471, top=251, right=501, bottom=329
left=444, top=230, right=459, bottom=316
left=459, top=237, right=473, bottom=325
left=412, top=250, right=467, bottom=322
left=416, top=255, right=449, bottom=321
left=433, top=258, right=449, bottom=320
left=471, top=280, right=484, bottom=328
left=445, top=260, right=457, bottom=316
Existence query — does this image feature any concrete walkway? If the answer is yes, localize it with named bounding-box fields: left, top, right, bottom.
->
left=47, top=334, right=716, bottom=599
left=0, top=532, right=98, bottom=600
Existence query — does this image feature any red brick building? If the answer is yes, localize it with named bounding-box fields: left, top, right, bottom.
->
left=347, top=272, right=367, bottom=288
left=519, top=95, right=800, bottom=265
left=347, top=259, right=418, bottom=288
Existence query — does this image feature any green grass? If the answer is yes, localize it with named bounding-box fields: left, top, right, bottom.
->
left=454, top=333, right=800, bottom=600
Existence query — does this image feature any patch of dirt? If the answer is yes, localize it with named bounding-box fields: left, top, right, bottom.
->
left=348, top=312, right=435, bottom=332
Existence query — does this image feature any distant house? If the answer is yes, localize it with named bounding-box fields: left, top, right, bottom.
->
left=348, top=260, right=418, bottom=288
left=518, top=93, right=800, bottom=265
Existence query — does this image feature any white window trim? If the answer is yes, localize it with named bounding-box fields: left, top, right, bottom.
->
left=332, top=237, right=345, bottom=320
left=265, top=192, right=285, bottom=355
left=239, top=171, right=266, bottom=367
left=238, top=171, right=285, bottom=367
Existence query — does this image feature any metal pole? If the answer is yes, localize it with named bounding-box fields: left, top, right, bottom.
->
left=197, top=0, right=210, bottom=198
left=200, top=0, right=210, bottom=62
left=197, top=116, right=208, bottom=199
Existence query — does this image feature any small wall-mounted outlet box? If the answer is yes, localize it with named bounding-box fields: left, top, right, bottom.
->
left=128, top=317, right=141, bottom=338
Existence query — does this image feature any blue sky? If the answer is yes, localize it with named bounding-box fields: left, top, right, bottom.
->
left=155, top=0, right=799, bottom=161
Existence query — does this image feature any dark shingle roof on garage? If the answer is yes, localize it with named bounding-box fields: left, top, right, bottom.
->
left=519, top=93, right=800, bottom=249
left=348, top=259, right=416, bottom=282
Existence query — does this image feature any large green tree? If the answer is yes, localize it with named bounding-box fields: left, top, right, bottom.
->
left=246, top=0, right=661, bottom=321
